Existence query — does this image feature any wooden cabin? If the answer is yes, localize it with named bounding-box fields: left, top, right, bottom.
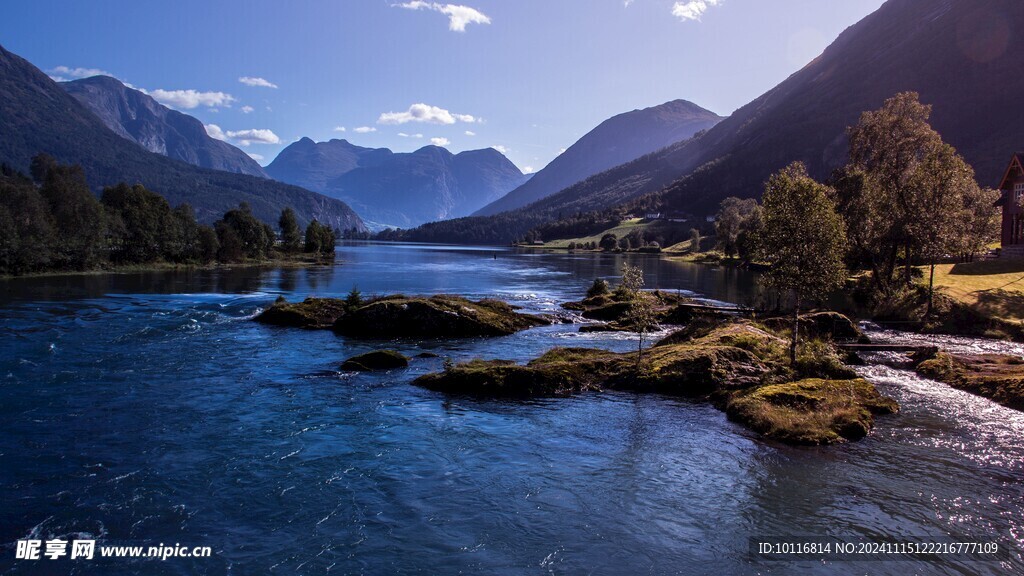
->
left=996, top=153, right=1024, bottom=258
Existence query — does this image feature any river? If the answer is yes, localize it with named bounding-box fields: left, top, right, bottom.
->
left=1, top=242, right=1021, bottom=574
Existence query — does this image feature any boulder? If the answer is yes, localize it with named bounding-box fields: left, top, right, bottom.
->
left=762, top=311, right=861, bottom=340
left=333, top=295, right=550, bottom=338
left=340, top=350, right=410, bottom=371
left=255, top=297, right=348, bottom=329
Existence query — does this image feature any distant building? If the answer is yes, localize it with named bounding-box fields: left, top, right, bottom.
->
left=645, top=212, right=663, bottom=220
left=705, top=215, right=716, bottom=223
left=666, top=212, right=691, bottom=222
left=996, top=152, right=1024, bottom=258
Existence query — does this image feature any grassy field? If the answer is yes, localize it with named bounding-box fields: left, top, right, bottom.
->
left=540, top=218, right=648, bottom=249
left=923, top=259, right=1024, bottom=323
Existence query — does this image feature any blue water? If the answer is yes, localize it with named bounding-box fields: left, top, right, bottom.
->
left=1, top=243, right=1022, bottom=575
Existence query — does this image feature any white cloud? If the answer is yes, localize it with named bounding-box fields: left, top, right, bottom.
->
left=238, top=76, right=278, bottom=89
left=354, top=126, right=377, bottom=133
left=225, top=128, right=281, bottom=146
left=464, top=130, right=476, bottom=136
left=397, top=2, right=490, bottom=32
left=247, top=152, right=265, bottom=161
left=671, top=0, right=722, bottom=21
left=430, top=137, right=450, bottom=146
left=523, top=166, right=536, bottom=174
left=491, top=145, right=509, bottom=154
left=147, top=89, right=235, bottom=109
left=559, top=148, right=567, bottom=154
left=205, top=124, right=228, bottom=141
left=378, top=103, right=476, bottom=125
left=333, top=126, right=347, bottom=132
left=241, top=105, right=255, bottom=114
left=47, top=66, right=113, bottom=82
left=398, top=132, right=424, bottom=138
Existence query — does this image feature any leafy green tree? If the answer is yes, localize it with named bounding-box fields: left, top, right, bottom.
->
left=215, top=221, right=244, bottom=262
left=102, top=183, right=173, bottom=263
left=689, top=228, right=701, bottom=253
left=715, top=197, right=760, bottom=258
left=753, top=162, right=847, bottom=363
left=599, top=233, right=618, bottom=252
left=345, top=286, right=364, bottom=309
left=38, top=160, right=106, bottom=269
left=0, top=178, right=55, bottom=273
left=279, top=207, right=301, bottom=253
left=620, top=263, right=657, bottom=364
left=846, top=92, right=944, bottom=290
left=215, top=203, right=273, bottom=261
left=305, top=219, right=324, bottom=253
left=586, top=278, right=610, bottom=298
left=197, top=225, right=219, bottom=263
left=618, top=236, right=632, bottom=251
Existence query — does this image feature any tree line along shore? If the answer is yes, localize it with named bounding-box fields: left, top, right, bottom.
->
left=0, top=154, right=349, bottom=277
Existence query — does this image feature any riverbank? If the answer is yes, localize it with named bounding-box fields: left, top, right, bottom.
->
left=0, top=251, right=336, bottom=280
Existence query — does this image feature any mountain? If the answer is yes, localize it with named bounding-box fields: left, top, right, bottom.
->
left=0, top=43, right=364, bottom=232
left=645, top=0, right=1024, bottom=216
left=265, top=137, right=393, bottom=193
left=62, top=76, right=268, bottom=178
left=400, top=0, right=1024, bottom=244
left=268, top=139, right=527, bottom=228
left=473, top=99, right=722, bottom=216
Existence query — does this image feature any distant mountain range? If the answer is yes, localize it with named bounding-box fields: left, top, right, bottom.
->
left=267, top=139, right=527, bottom=228
left=473, top=99, right=721, bottom=216
left=395, top=0, right=1024, bottom=244
left=0, top=43, right=364, bottom=232
left=62, top=76, right=268, bottom=178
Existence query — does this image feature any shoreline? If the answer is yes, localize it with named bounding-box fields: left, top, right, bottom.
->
left=0, top=253, right=337, bottom=281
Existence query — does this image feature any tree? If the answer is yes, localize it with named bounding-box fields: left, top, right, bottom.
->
left=753, top=162, right=847, bottom=363
left=102, top=183, right=172, bottom=264
left=304, top=219, right=323, bottom=253
left=216, top=203, right=273, bottom=261
left=345, top=286, right=364, bottom=309
left=279, top=208, right=301, bottom=253
left=689, top=228, right=701, bottom=253
left=908, top=144, right=982, bottom=316
left=618, top=236, right=632, bottom=251
left=715, top=197, right=760, bottom=258
left=600, top=233, right=618, bottom=252
left=620, top=263, right=657, bottom=365
left=845, top=92, right=943, bottom=290
left=586, top=278, right=610, bottom=298
left=197, top=225, right=219, bottom=263
left=38, top=159, right=106, bottom=269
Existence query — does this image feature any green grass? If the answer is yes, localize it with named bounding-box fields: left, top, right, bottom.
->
left=920, top=259, right=1024, bottom=323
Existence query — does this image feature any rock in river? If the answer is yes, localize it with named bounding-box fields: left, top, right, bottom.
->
left=341, top=350, right=410, bottom=372
left=333, top=295, right=550, bottom=338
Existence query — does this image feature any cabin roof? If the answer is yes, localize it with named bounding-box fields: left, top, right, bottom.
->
left=997, top=153, right=1024, bottom=191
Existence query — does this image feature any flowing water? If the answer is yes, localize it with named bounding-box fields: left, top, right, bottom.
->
left=0, top=242, right=1021, bottom=575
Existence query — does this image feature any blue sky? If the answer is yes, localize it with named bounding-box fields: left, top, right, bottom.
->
left=1, top=0, right=886, bottom=172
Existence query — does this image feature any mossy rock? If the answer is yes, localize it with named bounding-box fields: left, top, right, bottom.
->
left=914, top=352, right=1024, bottom=411
left=414, top=353, right=610, bottom=398
left=762, top=311, right=861, bottom=341
left=340, top=350, right=410, bottom=371
left=333, top=295, right=551, bottom=338
left=725, top=378, right=899, bottom=445
left=255, top=297, right=348, bottom=329
left=413, top=343, right=769, bottom=399
left=565, top=291, right=691, bottom=325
